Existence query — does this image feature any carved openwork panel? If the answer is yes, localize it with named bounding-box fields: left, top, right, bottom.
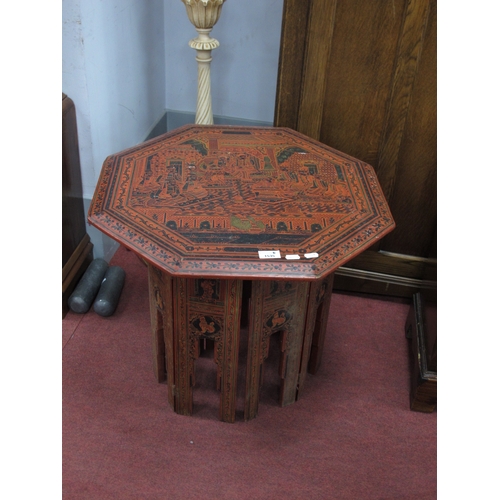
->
left=171, top=277, right=242, bottom=422
left=245, top=279, right=310, bottom=419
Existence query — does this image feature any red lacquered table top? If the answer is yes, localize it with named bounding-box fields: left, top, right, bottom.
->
left=88, top=125, right=395, bottom=280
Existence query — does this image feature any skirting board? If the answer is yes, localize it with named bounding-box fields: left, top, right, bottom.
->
left=146, top=110, right=273, bottom=141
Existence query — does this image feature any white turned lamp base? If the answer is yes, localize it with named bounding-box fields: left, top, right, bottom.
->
left=181, top=0, right=226, bottom=125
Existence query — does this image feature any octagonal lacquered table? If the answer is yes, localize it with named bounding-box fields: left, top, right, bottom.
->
left=88, top=125, right=395, bottom=422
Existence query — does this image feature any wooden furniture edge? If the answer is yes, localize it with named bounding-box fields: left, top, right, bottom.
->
left=62, top=234, right=93, bottom=318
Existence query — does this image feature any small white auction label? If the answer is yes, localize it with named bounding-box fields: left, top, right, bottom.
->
left=285, top=254, right=300, bottom=260
left=304, top=252, right=319, bottom=259
left=258, top=250, right=281, bottom=259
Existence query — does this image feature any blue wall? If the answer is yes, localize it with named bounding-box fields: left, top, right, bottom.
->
left=62, top=0, right=284, bottom=259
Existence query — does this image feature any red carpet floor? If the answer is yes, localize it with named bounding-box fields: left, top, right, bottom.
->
left=63, top=246, right=437, bottom=499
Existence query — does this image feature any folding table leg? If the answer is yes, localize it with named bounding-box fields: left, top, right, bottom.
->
left=172, top=277, right=242, bottom=421
left=245, top=280, right=309, bottom=420
left=307, top=273, right=335, bottom=375
left=148, top=264, right=175, bottom=407
left=216, top=279, right=243, bottom=422
left=279, top=282, right=309, bottom=407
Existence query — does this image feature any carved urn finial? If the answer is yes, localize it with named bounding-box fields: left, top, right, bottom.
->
left=182, top=0, right=226, bottom=29
left=181, top=0, right=227, bottom=125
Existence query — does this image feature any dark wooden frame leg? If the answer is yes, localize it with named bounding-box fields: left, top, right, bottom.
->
left=405, top=292, right=437, bottom=412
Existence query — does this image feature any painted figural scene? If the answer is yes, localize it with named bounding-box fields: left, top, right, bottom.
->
left=89, top=125, right=394, bottom=280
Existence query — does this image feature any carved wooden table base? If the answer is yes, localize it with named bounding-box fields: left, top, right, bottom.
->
left=148, top=263, right=334, bottom=422
left=88, top=125, right=395, bottom=422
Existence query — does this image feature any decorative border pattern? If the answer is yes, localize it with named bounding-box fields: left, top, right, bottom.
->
left=89, top=125, right=395, bottom=279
